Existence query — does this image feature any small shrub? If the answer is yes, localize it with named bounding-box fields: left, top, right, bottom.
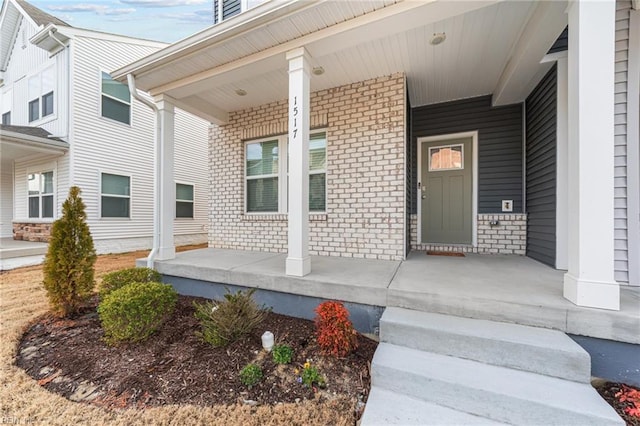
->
left=239, top=363, right=263, bottom=388
left=99, top=267, right=161, bottom=298
left=98, top=281, right=177, bottom=344
left=272, top=344, right=294, bottom=364
left=299, top=360, right=325, bottom=388
left=314, top=301, right=358, bottom=357
left=193, top=288, right=266, bottom=348
left=42, top=186, right=97, bottom=317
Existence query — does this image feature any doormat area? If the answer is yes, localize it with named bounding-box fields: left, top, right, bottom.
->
left=426, top=250, right=465, bottom=257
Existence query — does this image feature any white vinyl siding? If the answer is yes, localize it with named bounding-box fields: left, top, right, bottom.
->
left=13, top=158, right=65, bottom=222
left=71, top=35, right=209, bottom=245
left=614, top=1, right=631, bottom=283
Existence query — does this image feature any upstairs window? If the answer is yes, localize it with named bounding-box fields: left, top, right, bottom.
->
left=28, top=66, right=55, bottom=122
left=2, top=112, right=10, bottom=125
left=28, top=171, right=54, bottom=218
left=101, top=72, right=131, bottom=125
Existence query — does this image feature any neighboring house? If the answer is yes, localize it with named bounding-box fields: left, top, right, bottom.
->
left=0, top=0, right=209, bottom=254
left=115, top=0, right=639, bottom=308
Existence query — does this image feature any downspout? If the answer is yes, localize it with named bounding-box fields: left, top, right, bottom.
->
left=127, top=74, right=161, bottom=269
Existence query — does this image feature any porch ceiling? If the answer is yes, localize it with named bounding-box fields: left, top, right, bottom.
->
left=113, top=0, right=567, bottom=124
left=0, top=127, right=68, bottom=169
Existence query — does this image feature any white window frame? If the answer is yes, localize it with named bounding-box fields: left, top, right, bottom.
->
left=26, top=168, right=55, bottom=220
left=99, top=70, right=132, bottom=126
left=27, top=65, right=56, bottom=124
left=175, top=181, right=195, bottom=219
left=244, top=129, right=327, bottom=215
left=99, top=171, right=132, bottom=219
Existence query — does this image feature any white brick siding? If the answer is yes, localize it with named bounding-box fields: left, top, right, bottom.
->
left=209, top=73, right=406, bottom=260
left=410, top=214, right=527, bottom=255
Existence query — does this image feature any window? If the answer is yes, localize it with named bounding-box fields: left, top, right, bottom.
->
left=429, top=144, right=463, bottom=171
left=176, top=183, right=194, bottom=218
left=28, top=171, right=54, bottom=219
left=101, top=72, right=131, bottom=124
left=245, top=131, right=326, bottom=213
left=101, top=173, right=130, bottom=218
left=28, top=99, right=39, bottom=122
left=2, top=112, right=10, bottom=125
left=27, top=66, right=55, bottom=122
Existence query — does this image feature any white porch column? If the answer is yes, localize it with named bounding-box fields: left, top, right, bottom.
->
left=563, top=0, right=619, bottom=309
left=285, top=47, right=311, bottom=276
left=155, top=96, right=176, bottom=260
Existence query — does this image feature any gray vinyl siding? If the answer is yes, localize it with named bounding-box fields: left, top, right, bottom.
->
left=525, top=64, right=557, bottom=267
left=410, top=95, right=524, bottom=214
left=548, top=27, right=568, bottom=54
left=614, top=1, right=631, bottom=283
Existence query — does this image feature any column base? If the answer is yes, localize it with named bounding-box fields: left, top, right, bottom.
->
left=286, top=256, right=311, bottom=277
left=563, top=273, right=620, bottom=310
left=155, top=246, right=176, bottom=261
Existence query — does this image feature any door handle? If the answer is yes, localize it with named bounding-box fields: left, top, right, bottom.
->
left=421, top=195, right=426, bottom=199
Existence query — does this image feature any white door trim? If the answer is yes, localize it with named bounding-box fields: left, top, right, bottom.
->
left=417, top=131, right=478, bottom=247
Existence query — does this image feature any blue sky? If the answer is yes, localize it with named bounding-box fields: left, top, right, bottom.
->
left=30, top=0, right=214, bottom=43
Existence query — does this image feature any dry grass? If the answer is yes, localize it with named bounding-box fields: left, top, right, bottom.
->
left=0, top=246, right=355, bottom=425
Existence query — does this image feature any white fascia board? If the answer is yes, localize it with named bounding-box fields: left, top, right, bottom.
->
left=7, top=0, right=38, bottom=30
left=1, top=133, right=69, bottom=153
left=58, top=26, right=168, bottom=49
left=493, top=0, right=568, bottom=106
left=156, top=93, right=228, bottom=125
left=111, top=0, right=316, bottom=82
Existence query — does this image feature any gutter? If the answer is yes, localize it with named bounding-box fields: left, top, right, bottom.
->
left=127, top=74, right=161, bottom=269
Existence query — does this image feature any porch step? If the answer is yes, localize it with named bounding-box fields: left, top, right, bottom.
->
left=380, top=307, right=591, bottom=383
left=370, top=343, right=623, bottom=425
left=360, top=387, right=507, bottom=425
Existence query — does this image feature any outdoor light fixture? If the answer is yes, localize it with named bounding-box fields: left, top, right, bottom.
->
left=235, top=88, right=247, bottom=96
left=430, top=32, right=446, bottom=46
left=261, top=331, right=274, bottom=352
left=312, top=66, right=325, bottom=76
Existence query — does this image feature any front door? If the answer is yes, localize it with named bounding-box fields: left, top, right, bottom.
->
left=420, top=137, right=472, bottom=244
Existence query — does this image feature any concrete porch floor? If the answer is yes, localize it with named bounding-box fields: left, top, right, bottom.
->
left=0, top=238, right=48, bottom=270
left=148, top=248, right=640, bottom=345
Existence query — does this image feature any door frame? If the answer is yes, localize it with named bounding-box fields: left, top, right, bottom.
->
left=417, top=131, right=478, bottom=246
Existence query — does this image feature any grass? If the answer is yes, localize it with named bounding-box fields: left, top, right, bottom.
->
left=0, top=246, right=355, bottom=426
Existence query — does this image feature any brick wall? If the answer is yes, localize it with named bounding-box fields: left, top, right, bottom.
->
left=13, top=222, right=52, bottom=242
left=410, top=213, right=526, bottom=255
left=209, top=73, right=406, bottom=260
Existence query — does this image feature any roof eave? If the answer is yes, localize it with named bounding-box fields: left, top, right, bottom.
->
left=112, top=0, right=320, bottom=82
left=0, top=130, right=69, bottom=153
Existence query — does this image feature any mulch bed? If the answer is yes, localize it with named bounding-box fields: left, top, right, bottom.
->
left=595, top=381, right=640, bottom=426
left=15, top=295, right=377, bottom=412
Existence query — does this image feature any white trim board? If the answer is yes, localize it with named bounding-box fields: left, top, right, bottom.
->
left=416, top=131, right=479, bottom=247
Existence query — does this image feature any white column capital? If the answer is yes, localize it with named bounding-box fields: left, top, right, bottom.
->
left=154, top=94, right=176, bottom=112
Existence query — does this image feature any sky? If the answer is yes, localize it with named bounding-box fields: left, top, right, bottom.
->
left=30, top=0, right=214, bottom=43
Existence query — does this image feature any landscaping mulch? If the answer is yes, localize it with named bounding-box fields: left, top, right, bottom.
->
left=15, top=295, right=377, bottom=414
left=596, top=381, right=640, bottom=426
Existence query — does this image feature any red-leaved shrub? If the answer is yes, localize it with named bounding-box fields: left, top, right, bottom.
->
left=314, top=301, right=358, bottom=357
left=616, top=384, right=640, bottom=418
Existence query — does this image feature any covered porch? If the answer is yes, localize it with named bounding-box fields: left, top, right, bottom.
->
left=145, top=248, right=640, bottom=345
left=114, top=0, right=625, bottom=312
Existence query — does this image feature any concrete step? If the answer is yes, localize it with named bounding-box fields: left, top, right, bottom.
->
left=372, top=343, right=623, bottom=425
left=380, top=307, right=591, bottom=383
left=361, top=387, right=508, bottom=426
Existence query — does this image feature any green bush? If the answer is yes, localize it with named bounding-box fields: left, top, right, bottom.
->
left=193, top=289, right=267, bottom=348
left=239, top=363, right=263, bottom=388
left=99, top=267, right=161, bottom=298
left=98, top=281, right=177, bottom=345
left=42, top=186, right=97, bottom=317
left=301, top=362, right=325, bottom=388
left=272, top=344, right=294, bottom=364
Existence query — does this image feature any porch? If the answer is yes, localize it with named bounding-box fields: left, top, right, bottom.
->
left=0, top=237, right=48, bottom=270
left=145, top=248, right=640, bottom=345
